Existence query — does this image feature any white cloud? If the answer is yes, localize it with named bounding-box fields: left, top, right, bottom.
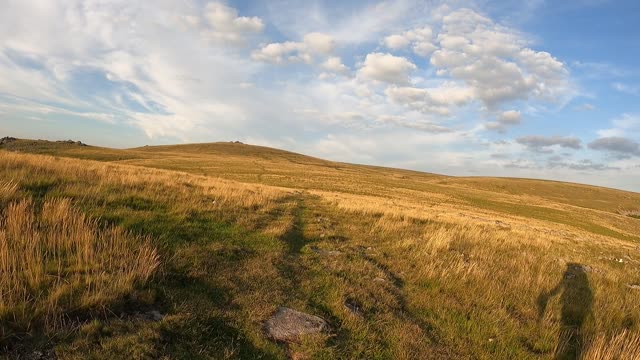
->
left=429, top=8, right=571, bottom=109
left=357, top=52, right=416, bottom=85
left=376, top=115, right=452, bottom=133
left=383, top=26, right=436, bottom=56
left=303, top=32, right=335, bottom=54
left=201, top=1, right=264, bottom=43
left=252, top=32, right=335, bottom=64
left=321, top=56, right=349, bottom=75
left=251, top=41, right=310, bottom=64
left=384, top=35, right=410, bottom=50
left=485, top=110, right=522, bottom=132
left=385, top=83, right=474, bottom=115
left=597, top=113, right=640, bottom=137
left=498, top=110, right=522, bottom=124
left=516, top=135, right=582, bottom=151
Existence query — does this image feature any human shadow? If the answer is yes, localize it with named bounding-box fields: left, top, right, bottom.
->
left=537, top=263, right=593, bottom=360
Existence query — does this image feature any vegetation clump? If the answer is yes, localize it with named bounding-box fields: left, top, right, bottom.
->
left=0, top=197, right=159, bottom=339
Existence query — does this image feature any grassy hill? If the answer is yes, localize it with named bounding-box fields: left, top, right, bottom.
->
left=1, top=138, right=639, bottom=359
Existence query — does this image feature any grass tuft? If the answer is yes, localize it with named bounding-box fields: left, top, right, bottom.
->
left=0, top=198, right=159, bottom=339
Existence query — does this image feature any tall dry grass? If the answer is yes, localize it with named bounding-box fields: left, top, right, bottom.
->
left=582, top=330, right=640, bottom=360
left=0, top=152, right=289, bottom=222
left=0, top=198, right=159, bottom=335
left=0, top=181, right=16, bottom=201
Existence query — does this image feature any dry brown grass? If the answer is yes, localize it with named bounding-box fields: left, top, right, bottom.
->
left=0, top=181, right=17, bottom=200
left=2, top=145, right=640, bottom=358
left=582, top=330, right=640, bottom=360
left=617, top=208, right=640, bottom=218
left=0, top=198, right=159, bottom=335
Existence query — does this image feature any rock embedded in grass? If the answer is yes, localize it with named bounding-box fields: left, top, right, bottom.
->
left=310, top=246, right=342, bottom=256
left=147, top=310, right=164, bottom=321
left=0, top=136, right=17, bottom=145
left=265, top=307, right=327, bottom=342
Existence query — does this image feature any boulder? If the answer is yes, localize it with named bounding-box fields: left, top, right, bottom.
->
left=265, top=307, right=327, bottom=342
left=0, top=136, right=17, bottom=145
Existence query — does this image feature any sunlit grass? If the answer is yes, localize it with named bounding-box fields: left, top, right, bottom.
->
left=0, top=142, right=639, bottom=358
left=0, top=198, right=158, bottom=337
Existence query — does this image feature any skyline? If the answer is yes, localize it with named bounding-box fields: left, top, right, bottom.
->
left=1, top=0, right=639, bottom=191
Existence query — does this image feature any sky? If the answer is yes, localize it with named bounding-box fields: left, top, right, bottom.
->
left=1, top=0, right=639, bottom=192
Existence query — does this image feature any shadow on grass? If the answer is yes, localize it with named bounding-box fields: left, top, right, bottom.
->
left=537, top=263, right=593, bottom=360
left=281, top=197, right=311, bottom=255
left=158, top=273, right=280, bottom=360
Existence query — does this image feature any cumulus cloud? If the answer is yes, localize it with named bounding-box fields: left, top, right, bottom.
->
left=251, top=41, right=310, bottom=64
left=516, top=135, right=582, bottom=151
left=371, top=7, right=571, bottom=130
left=588, top=137, right=640, bottom=157
left=358, top=53, right=416, bottom=85
left=385, top=83, right=473, bottom=115
left=429, top=8, right=570, bottom=109
left=252, top=32, right=334, bottom=64
left=200, top=2, right=264, bottom=43
left=383, top=27, right=436, bottom=56
left=485, top=110, right=522, bottom=132
left=321, top=56, right=349, bottom=75
left=383, top=35, right=410, bottom=50
left=303, top=32, right=335, bottom=54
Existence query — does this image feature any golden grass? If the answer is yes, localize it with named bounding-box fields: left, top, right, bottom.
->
left=1, top=144, right=640, bottom=358
left=583, top=330, right=640, bottom=360
left=0, top=151, right=292, bottom=243
left=0, top=198, right=159, bottom=334
left=0, top=181, right=17, bottom=200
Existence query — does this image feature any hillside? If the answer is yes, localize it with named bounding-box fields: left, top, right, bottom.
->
left=1, top=138, right=639, bottom=359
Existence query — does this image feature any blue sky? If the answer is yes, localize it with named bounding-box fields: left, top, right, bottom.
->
left=0, top=0, right=639, bottom=191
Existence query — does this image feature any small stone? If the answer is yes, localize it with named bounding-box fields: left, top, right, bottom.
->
left=310, top=246, right=341, bottom=256
left=148, top=310, right=164, bottom=321
left=344, top=299, right=361, bottom=315
left=626, top=284, right=640, bottom=290
left=373, top=277, right=386, bottom=283
left=579, top=264, right=593, bottom=272
left=265, top=307, right=327, bottom=342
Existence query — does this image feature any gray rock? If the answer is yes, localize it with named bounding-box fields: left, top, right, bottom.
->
left=344, top=299, right=361, bottom=316
left=310, top=246, right=341, bottom=256
left=265, top=307, right=327, bottom=342
left=147, top=310, right=164, bottom=321
left=0, top=136, right=16, bottom=145
left=627, top=284, right=640, bottom=290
